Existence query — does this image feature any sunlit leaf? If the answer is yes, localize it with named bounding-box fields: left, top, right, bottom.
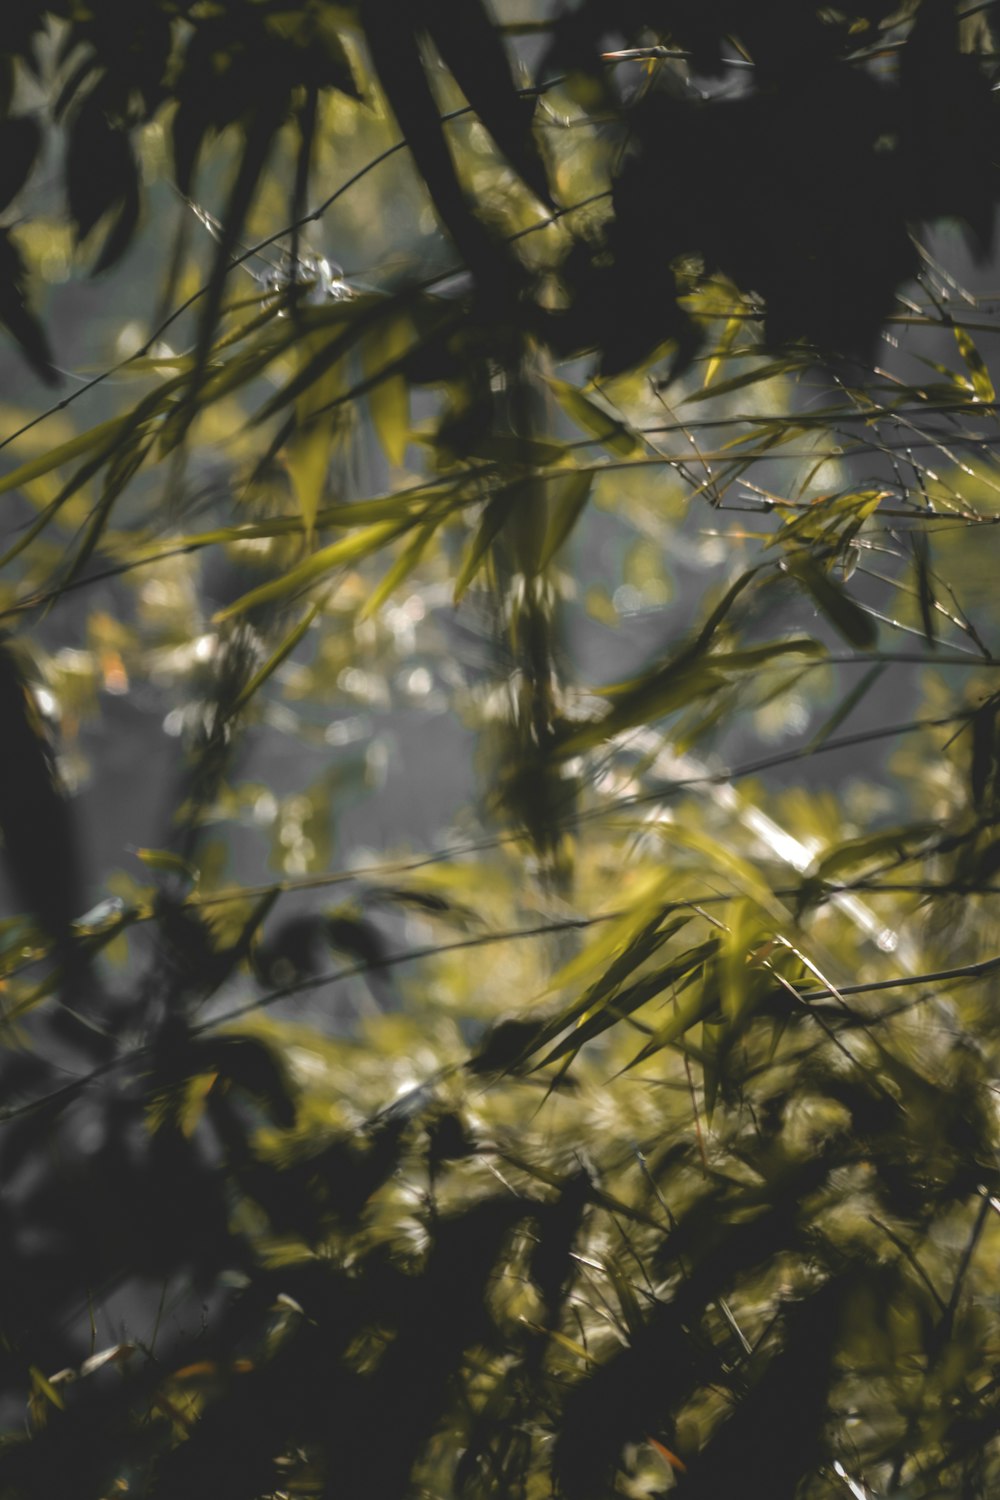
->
left=545, top=378, right=640, bottom=457
left=702, top=313, right=744, bottom=389
left=364, top=311, right=413, bottom=469
left=811, top=823, right=937, bottom=884
left=424, top=0, right=552, bottom=207
left=453, top=491, right=511, bottom=601
left=538, top=469, right=594, bottom=568
left=954, top=324, right=996, bottom=403
left=214, top=518, right=413, bottom=620
left=134, top=848, right=200, bottom=886
left=360, top=514, right=439, bottom=620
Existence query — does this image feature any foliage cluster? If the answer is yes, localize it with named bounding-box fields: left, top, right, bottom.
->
left=2, top=3, right=1000, bottom=1499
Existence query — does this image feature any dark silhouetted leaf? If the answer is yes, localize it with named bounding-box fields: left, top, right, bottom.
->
left=0, top=641, right=80, bottom=957
left=788, top=554, right=878, bottom=650
left=423, top=0, right=552, bottom=207
left=0, top=113, right=41, bottom=211
left=66, top=95, right=141, bottom=270
left=361, top=0, right=517, bottom=290
left=0, top=228, right=56, bottom=383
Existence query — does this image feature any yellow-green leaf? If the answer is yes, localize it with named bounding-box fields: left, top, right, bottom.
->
left=545, top=377, right=640, bottom=457
left=134, top=848, right=200, bottom=885
left=364, top=312, right=412, bottom=469
left=360, top=515, right=439, bottom=620
left=453, top=492, right=511, bottom=602
left=954, top=325, right=996, bottom=404
left=215, top=518, right=411, bottom=621
left=231, top=598, right=325, bottom=712
left=788, top=555, right=877, bottom=650
left=286, top=331, right=348, bottom=536
left=0, top=415, right=127, bottom=497
left=538, top=469, right=594, bottom=569
left=702, top=314, right=743, bottom=389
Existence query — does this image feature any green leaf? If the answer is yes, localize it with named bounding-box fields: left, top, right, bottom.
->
left=558, top=662, right=727, bottom=756
left=29, top=1366, right=65, bottom=1414
left=954, top=325, right=996, bottom=404
left=59, top=430, right=155, bottom=590
left=720, top=898, right=758, bottom=1025
left=214, top=518, right=413, bottom=621
left=706, top=638, right=826, bottom=673
left=806, top=663, right=885, bottom=751
left=281, top=330, right=347, bottom=535
left=912, top=527, right=936, bottom=648
left=231, top=598, right=325, bottom=713
left=0, top=416, right=128, bottom=498
left=700, top=1017, right=723, bottom=1123
left=362, top=3, right=506, bottom=281
left=134, top=848, right=201, bottom=887
left=788, top=555, right=877, bottom=650
left=538, top=469, right=594, bottom=569
left=184, top=110, right=281, bottom=427
left=682, top=357, right=800, bottom=403
left=702, top=314, right=744, bottom=389
left=528, top=905, right=695, bottom=1067
left=158, top=480, right=465, bottom=555
left=67, top=96, right=139, bottom=263
left=560, top=585, right=819, bottom=756
left=423, top=0, right=552, bottom=207
left=770, top=489, right=887, bottom=551
left=537, top=939, right=717, bottom=1069
left=545, top=378, right=640, bottom=457
left=364, top=312, right=412, bottom=469
left=453, top=491, right=512, bottom=601
left=599, top=1252, right=644, bottom=1338
left=656, top=824, right=782, bottom=916
left=811, top=824, right=936, bottom=884
left=625, top=950, right=723, bottom=1068
left=360, top=514, right=439, bottom=620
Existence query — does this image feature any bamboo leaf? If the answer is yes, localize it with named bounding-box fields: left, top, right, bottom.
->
left=812, top=823, right=937, bottom=884
left=364, top=311, right=413, bottom=469
left=453, top=491, right=512, bottom=601
left=702, top=314, right=743, bottom=389
left=134, top=848, right=200, bottom=886
left=360, top=515, right=439, bottom=620
left=806, top=663, right=885, bottom=750
left=214, top=518, right=412, bottom=621
left=788, top=555, right=878, bottom=650
left=538, top=469, right=594, bottom=568
left=625, top=955, right=722, bottom=1068
left=682, top=357, right=800, bottom=403
left=284, top=331, right=349, bottom=536
left=0, top=642, right=80, bottom=954
left=231, top=598, right=325, bottom=712
left=545, top=378, right=640, bottom=457
left=423, top=0, right=552, bottom=207
left=536, top=939, right=717, bottom=1069
left=954, top=325, right=996, bottom=404
left=0, top=415, right=128, bottom=498
left=912, top=527, right=936, bottom=648
left=0, top=228, right=57, bottom=384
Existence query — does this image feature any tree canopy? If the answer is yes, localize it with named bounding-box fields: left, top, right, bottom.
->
left=3, top=3, right=1000, bottom=1498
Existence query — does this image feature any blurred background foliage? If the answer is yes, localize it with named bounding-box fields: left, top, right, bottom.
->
left=4, top=2, right=1000, bottom=1498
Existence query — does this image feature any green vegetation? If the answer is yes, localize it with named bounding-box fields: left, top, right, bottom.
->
left=3, top=3, right=1000, bottom=1497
